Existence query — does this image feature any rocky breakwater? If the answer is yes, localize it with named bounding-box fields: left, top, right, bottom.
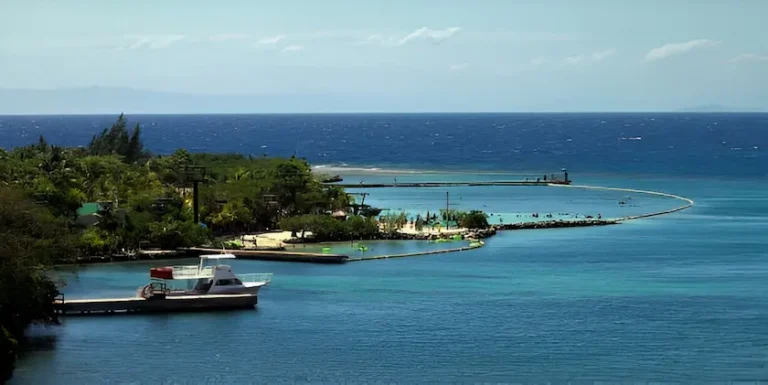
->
left=495, top=218, right=619, bottom=231
left=378, top=227, right=497, bottom=241
left=464, top=228, right=497, bottom=239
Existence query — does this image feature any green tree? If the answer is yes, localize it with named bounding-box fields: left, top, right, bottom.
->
left=149, top=217, right=210, bottom=249
left=415, top=214, right=425, bottom=231
left=0, top=188, right=78, bottom=382
left=344, top=215, right=379, bottom=240
left=457, top=210, right=490, bottom=229
left=211, top=200, right=253, bottom=233
left=87, top=114, right=147, bottom=164
left=124, top=123, right=145, bottom=164
left=380, top=211, right=408, bottom=235
left=37, top=135, right=48, bottom=152
left=278, top=216, right=303, bottom=238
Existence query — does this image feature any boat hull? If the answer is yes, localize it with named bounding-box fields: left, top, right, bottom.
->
left=54, top=294, right=258, bottom=315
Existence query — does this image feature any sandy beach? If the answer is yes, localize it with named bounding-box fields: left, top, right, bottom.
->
left=392, top=222, right=468, bottom=236
left=239, top=231, right=306, bottom=248
left=234, top=224, right=468, bottom=249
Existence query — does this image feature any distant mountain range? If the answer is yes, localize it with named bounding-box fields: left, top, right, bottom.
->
left=677, top=104, right=765, bottom=113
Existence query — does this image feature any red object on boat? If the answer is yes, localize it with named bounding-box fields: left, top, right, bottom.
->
left=150, top=267, right=174, bottom=280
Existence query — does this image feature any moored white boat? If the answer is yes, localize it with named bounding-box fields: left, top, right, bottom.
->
left=138, top=254, right=272, bottom=299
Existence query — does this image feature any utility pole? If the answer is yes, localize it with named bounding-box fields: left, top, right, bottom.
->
left=446, top=191, right=450, bottom=230
left=346, top=192, right=369, bottom=215
left=184, top=166, right=206, bottom=224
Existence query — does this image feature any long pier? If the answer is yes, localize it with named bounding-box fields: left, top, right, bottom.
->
left=549, top=184, right=695, bottom=222
left=328, top=180, right=569, bottom=188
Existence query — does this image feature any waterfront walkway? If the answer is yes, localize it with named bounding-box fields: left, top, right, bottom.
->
left=549, top=184, right=695, bottom=221
left=347, top=241, right=484, bottom=262
left=328, top=180, right=569, bottom=188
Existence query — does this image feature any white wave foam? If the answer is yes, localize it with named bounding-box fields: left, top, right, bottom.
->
left=311, top=165, right=425, bottom=174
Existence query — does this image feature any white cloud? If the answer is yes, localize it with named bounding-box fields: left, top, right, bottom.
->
left=359, top=34, right=386, bottom=45
left=591, top=50, right=616, bottom=61
left=645, top=39, right=719, bottom=62
left=397, top=27, right=462, bottom=46
left=729, top=53, right=768, bottom=63
left=281, top=45, right=303, bottom=53
left=565, top=49, right=616, bottom=66
left=361, top=27, right=463, bottom=47
left=209, top=33, right=249, bottom=42
left=257, top=35, right=286, bottom=45
left=529, top=57, right=549, bottom=68
left=123, top=34, right=186, bottom=49
left=449, top=63, right=469, bottom=71
left=293, top=30, right=365, bottom=41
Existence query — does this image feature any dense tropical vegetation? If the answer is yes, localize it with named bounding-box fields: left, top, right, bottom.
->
left=0, top=115, right=354, bottom=253
left=278, top=214, right=379, bottom=241
left=0, top=188, right=78, bottom=382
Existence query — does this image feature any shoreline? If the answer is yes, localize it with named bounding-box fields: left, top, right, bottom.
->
left=58, top=183, right=695, bottom=266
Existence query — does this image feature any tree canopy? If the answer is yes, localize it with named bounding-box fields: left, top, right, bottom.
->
left=0, top=114, right=358, bottom=253
left=0, top=188, right=78, bottom=382
left=457, top=210, right=490, bottom=229
left=87, top=113, right=147, bottom=163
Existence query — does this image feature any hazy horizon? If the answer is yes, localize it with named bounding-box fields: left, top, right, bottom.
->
left=0, top=87, right=765, bottom=115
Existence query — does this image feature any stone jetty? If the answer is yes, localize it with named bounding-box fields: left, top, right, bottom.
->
left=495, top=219, right=619, bottom=231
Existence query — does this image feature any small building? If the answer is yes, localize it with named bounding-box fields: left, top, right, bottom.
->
left=75, top=201, right=125, bottom=227
left=331, top=210, right=348, bottom=220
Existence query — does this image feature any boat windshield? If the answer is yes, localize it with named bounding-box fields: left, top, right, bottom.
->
left=170, top=265, right=215, bottom=279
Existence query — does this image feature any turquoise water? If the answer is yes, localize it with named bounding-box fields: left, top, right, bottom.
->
left=343, top=172, right=686, bottom=224
left=294, top=239, right=471, bottom=257
left=12, top=173, right=768, bottom=384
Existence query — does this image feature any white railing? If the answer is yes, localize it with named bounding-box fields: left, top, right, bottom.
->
left=237, top=273, right=273, bottom=283
left=171, top=265, right=214, bottom=279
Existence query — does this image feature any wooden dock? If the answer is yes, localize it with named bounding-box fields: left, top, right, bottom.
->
left=328, top=180, right=570, bottom=188
left=53, top=293, right=258, bottom=315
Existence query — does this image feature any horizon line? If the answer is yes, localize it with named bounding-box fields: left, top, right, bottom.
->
left=1, top=111, right=766, bottom=116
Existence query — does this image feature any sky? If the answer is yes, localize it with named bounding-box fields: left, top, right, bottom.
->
left=0, top=0, right=767, bottom=113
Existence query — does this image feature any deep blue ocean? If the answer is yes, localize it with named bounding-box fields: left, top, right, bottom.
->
left=3, top=114, right=768, bottom=384
left=1, top=113, right=767, bottom=177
